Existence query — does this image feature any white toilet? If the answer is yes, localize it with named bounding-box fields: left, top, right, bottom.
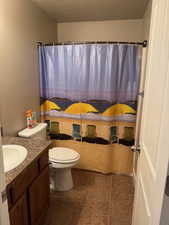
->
left=49, top=147, right=80, bottom=191
left=18, top=123, right=80, bottom=191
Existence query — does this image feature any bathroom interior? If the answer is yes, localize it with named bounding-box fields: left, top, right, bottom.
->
left=0, top=0, right=156, bottom=225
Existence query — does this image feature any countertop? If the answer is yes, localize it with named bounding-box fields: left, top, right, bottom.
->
left=2, top=137, right=51, bottom=186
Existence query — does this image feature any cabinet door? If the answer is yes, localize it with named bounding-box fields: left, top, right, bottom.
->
left=9, top=194, right=29, bottom=225
left=29, top=166, right=50, bottom=225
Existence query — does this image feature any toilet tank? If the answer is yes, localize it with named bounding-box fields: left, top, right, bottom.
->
left=18, top=123, right=47, bottom=140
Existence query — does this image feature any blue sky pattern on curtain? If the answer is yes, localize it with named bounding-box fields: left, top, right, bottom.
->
left=39, top=44, right=140, bottom=122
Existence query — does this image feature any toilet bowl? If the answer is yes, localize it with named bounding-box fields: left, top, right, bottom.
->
left=49, top=147, right=80, bottom=191
left=18, top=123, right=80, bottom=192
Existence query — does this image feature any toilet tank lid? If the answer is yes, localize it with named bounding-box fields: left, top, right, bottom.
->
left=18, top=123, right=47, bottom=138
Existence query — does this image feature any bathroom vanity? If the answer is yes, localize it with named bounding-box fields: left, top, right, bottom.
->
left=3, top=137, right=51, bottom=225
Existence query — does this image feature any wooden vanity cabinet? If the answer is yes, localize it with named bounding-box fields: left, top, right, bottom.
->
left=7, top=149, right=50, bottom=225
left=9, top=194, right=29, bottom=225
left=29, top=166, right=50, bottom=225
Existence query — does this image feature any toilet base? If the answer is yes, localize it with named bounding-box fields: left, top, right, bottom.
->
left=50, top=167, right=73, bottom=191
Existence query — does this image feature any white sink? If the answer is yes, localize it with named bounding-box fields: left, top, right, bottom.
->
left=2, top=145, right=28, bottom=172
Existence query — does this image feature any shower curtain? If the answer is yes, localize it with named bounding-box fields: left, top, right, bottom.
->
left=39, top=44, right=141, bottom=174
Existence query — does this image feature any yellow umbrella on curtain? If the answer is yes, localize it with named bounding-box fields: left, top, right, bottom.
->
left=64, top=103, right=98, bottom=114
left=102, top=104, right=136, bottom=116
left=41, top=100, right=61, bottom=112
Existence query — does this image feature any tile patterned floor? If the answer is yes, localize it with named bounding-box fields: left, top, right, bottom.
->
left=44, top=169, right=134, bottom=225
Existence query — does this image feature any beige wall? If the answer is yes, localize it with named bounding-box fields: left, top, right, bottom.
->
left=58, top=19, right=144, bottom=42
left=0, top=0, right=57, bottom=136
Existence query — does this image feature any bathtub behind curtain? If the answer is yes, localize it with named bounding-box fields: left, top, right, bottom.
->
left=39, top=44, right=141, bottom=174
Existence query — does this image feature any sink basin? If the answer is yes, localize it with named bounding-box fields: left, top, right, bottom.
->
left=2, top=145, right=28, bottom=172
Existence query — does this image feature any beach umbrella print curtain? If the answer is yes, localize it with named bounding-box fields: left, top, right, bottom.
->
left=38, top=44, right=141, bottom=172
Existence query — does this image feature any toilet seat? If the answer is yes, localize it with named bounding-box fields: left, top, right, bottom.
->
left=49, top=147, right=80, bottom=164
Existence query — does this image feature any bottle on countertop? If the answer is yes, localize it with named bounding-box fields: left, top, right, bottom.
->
left=26, top=109, right=33, bottom=129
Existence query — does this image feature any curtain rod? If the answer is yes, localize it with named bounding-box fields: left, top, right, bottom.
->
left=37, top=40, right=148, bottom=48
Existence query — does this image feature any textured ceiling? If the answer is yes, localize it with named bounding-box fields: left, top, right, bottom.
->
left=33, top=0, right=149, bottom=22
